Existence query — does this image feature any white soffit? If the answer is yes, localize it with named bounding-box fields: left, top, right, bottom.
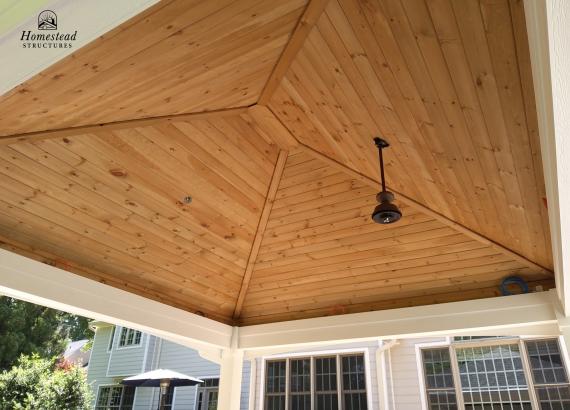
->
left=0, top=0, right=159, bottom=96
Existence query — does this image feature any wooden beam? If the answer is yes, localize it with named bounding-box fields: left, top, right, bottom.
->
left=233, top=150, right=289, bottom=319
left=257, top=0, right=331, bottom=105
left=0, top=106, right=250, bottom=146
left=299, top=143, right=553, bottom=274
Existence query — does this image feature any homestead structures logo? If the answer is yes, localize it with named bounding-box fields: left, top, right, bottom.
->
left=21, top=10, right=77, bottom=48
left=38, top=10, right=57, bottom=30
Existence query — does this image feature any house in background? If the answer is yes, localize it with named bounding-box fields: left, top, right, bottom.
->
left=63, top=339, right=91, bottom=370
left=87, top=322, right=248, bottom=410
left=88, top=321, right=570, bottom=409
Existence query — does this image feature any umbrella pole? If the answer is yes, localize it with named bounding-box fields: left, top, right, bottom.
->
left=159, top=379, right=170, bottom=410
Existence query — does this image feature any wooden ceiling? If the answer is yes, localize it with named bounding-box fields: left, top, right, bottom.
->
left=0, top=0, right=307, bottom=136
left=0, top=0, right=555, bottom=325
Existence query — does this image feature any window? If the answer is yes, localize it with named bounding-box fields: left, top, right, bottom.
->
left=108, top=326, right=115, bottom=351
left=456, top=344, right=531, bottom=409
left=195, top=378, right=219, bottom=410
left=422, top=348, right=457, bottom=410
left=95, top=385, right=135, bottom=410
left=264, top=353, right=368, bottom=410
left=265, top=361, right=286, bottom=410
left=525, top=339, right=570, bottom=408
left=341, top=355, right=367, bottom=410
left=420, top=338, right=570, bottom=410
left=118, top=327, right=142, bottom=348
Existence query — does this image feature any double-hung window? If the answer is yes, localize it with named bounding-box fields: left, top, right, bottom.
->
left=118, top=327, right=142, bottom=348
left=264, top=352, right=369, bottom=410
left=95, top=385, right=135, bottom=409
left=420, top=337, right=570, bottom=409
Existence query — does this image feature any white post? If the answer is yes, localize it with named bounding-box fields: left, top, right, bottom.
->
left=217, top=349, right=244, bottom=410
left=217, top=327, right=244, bottom=410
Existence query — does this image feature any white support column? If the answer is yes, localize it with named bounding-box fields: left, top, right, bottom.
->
left=216, top=327, right=245, bottom=410
left=524, top=0, right=570, bottom=315
left=217, top=351, right=244, bottom=409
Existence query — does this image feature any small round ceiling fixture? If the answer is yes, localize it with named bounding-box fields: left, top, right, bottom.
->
left=182, top=196, right=192, bottom=204
left=371, top=137, right=402, bottom=224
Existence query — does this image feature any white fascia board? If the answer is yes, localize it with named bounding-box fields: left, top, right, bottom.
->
left=524, top=0, right=570, bottom=315
left=238, top=291, right=558, bottom=350
left=0, top=249, right=232, bottom=350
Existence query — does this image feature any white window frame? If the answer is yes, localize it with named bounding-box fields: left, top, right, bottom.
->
left=194, top=377, right=220, bottom=410
left=95, top=383, right=136, bottom=410
left=107, top=326, right=116, bottom=352
left=259, top=348, right=372, bottom=410
left=116, top=326, right=143, bottom=349
left=416, top=336, right=569, bottom=410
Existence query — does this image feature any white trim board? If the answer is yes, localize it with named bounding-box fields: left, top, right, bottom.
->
left=524, top=0, right=570, bottom=315
left=238, top=291, right=560, bottom=350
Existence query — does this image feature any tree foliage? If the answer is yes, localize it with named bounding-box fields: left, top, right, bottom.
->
left=0, top=297, right=94, bottom=370
left=0, top=355, right=92, bottom=409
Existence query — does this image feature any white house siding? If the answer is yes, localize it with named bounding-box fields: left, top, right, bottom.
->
left=107, top=327, right=149, bottom=377
left=386, top=337, right=447, bottom=410
left=250, top=340, right=381, bottom=410
left=87, top=324, right=121, bottom=408
left=156, top=339, right=220, bottom=409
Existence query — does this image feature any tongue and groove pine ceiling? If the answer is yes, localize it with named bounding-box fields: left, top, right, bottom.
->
left=0, top=0, right=554, bottom=325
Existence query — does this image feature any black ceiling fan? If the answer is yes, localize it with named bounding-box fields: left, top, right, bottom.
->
left=371, top=137, right=402, bottom=224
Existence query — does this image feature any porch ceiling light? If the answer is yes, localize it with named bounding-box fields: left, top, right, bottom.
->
left=371, top=137, right=402, bottom=224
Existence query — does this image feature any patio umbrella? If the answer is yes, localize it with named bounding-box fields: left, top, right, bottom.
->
left=122, top=369, right=203, bottom=410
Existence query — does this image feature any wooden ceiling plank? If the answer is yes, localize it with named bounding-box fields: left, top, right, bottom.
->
left=245, top=260, right=533, bottom=305
left=233, top=150, right=289, bottom=319
left=170, top=121, right=273, bottom=196
left=254, top=233, right=473, bottom=271
left=73, top=132, right=257, bottom=254
left=253, top=244, right=494, bottom=286
left=480, top=0, right=549, bottom=267
left=143, top=124, right=265, bottom=206
left=242, top=268, right=541, bottom=316
left=398, top=0, right=503, bottom=240
left=423, top=0, right=518, bottom=251
left=286, top=53, right=376, bottom=176
left=376, top=0, right=486, bottom=232
left=0, top=177, right=245, bottom=298
left=299, top=143, right=551, bottom=273
left=0, top=230, right=233, bottom=323
left=261, top=208, right=425, bottom=248
left=132, top=126, right=264, bottom=223
left=238, top=279, right=555, bottom=325
left=0, top=107, right=248, bottom=146
left=321, top=0, right=456, bottom=218
left=450, top=0, right=538, bottom=263
left=508, top=0, right=553, bottom=264
left=253, top=240, right=489, bottom=277
left=258, top=218, right=440, bottom=256
left=0, top=201, right=237, bottom=312
left=242, top=106, right=299, bottom=149
left=258, top=0, right=332, bottom=104
left=250, top=248, right=507, bottom=289
left=28, top=138, right=253, bottom=265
